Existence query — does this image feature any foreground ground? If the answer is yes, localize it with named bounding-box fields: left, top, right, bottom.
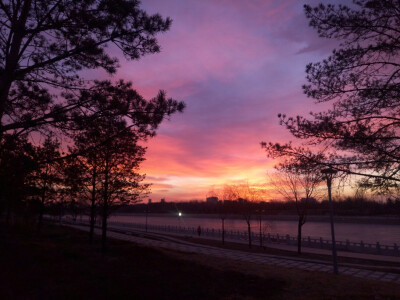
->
left=0, top=222, right=399, bottom=299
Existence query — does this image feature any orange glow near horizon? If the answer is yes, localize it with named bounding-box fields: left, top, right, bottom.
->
left=140, top=133, right=281, bottom=201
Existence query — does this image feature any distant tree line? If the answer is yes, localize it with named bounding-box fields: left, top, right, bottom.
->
left=119, top=197, right=400, bottom=217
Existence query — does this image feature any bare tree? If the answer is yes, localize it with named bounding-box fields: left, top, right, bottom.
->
left=269, top=164, right=322, bottom=254
left=224, top=183, right=262, bottom=249
left=207, top=187, right=227, bottom=244
left=256, top=207, right=264, bottom=248
left=242, top=183, right=264, bottom=249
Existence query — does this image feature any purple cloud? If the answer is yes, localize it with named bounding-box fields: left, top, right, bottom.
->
left=107, top=0, right=340, bottom=201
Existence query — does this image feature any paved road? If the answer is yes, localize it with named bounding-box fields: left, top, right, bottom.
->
left=66, top=223, right=400, bottom=284
left=105, top=220, right=400, bottom=263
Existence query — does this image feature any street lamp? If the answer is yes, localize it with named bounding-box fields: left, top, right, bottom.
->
left=321, top=167, right=339, bottom=275
left=178, top=211, right=182, bottom=228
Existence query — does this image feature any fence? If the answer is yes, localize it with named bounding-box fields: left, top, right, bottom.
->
left=60, top=216, right=399, bottom=257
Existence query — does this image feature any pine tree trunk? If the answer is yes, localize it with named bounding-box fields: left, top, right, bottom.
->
left=38, top=187, right=46, bottom=231
left=0, top=0, right=32, bottom=133
left=101, top=206, right=107, bottom=252
left=89, top=197, right=96, bottom=243
left=297, top=217, right=303, bottom=254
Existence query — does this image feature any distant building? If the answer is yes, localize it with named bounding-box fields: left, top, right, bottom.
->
left=223, top=200, right=235, bottom=204
left=148, top=199, right=152, bottom=204
left=160, top=198, right=165, bottom=203
left=206, top=196, right=218, bottom=204
left=300, top=197, right=317, bottom=204
left=238, top=197, right=248, bottom=203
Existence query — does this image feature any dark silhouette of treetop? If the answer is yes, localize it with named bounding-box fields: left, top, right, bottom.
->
left=0, top=0, right=172, bottom=134
left=0, top=1, right=185, bottom=232
left=264, top=1, right=400, bottom=192
left=72, top=80, right=184, bottom=135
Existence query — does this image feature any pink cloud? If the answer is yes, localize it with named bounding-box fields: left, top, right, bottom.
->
left=108, top=0, right=339, bottom=201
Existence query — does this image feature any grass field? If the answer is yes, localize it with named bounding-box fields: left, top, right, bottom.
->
left=0, top=222, right=399, bottom=299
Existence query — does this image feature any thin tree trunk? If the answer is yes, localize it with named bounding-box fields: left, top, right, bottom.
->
left=297, top=216, right=303, bottom=254
left=222, top=218, right=225, bottom=245
left=247, top=221, right=252, bottom=249
left=89, top=167, right=97, bottom=243
left=101, top=158, right=109, bottom=253
left=38, top=165, right=49, bottom=231
left=259, top=215, right=262, bottom=247
left=101, top=205, right=107, bottom=252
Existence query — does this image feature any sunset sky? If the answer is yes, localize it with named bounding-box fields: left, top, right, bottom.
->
left=113, top=0, right=341, bottom=202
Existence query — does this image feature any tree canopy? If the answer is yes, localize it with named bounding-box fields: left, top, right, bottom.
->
left=0, top=0, right=172, bottom=135
left=0, top=1, right=185, bottom=227
left=263, top=1, right=400, bottom=193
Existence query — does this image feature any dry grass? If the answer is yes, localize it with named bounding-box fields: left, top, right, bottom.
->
left=166, top=250, right=400, bottom=299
